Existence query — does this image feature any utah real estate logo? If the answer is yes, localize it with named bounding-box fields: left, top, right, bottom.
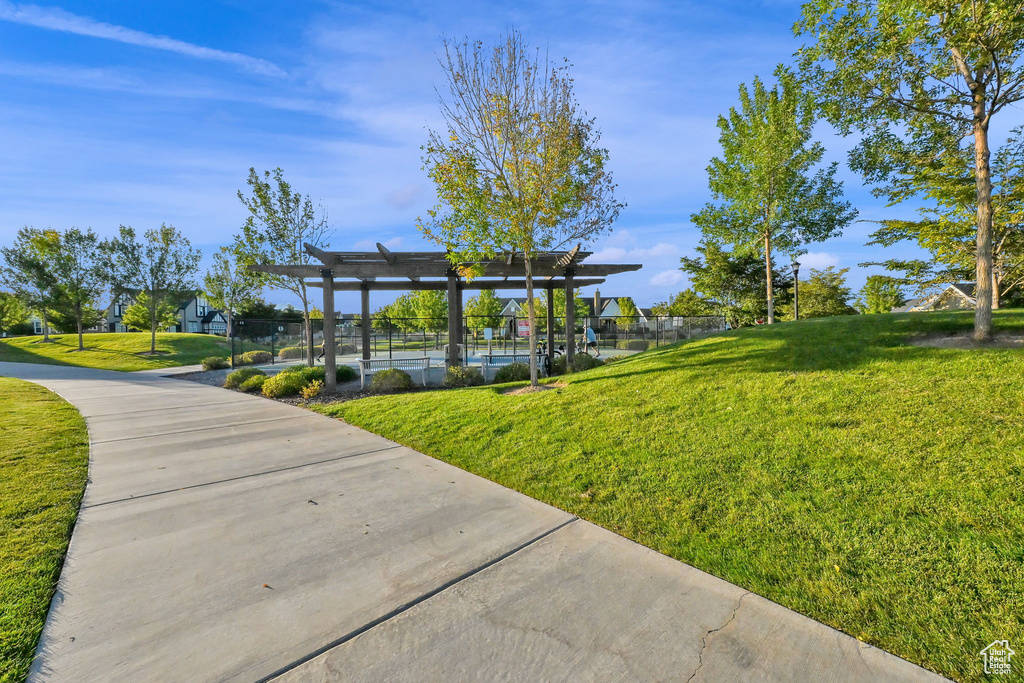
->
left=981, top=640, right=1015, bottom=675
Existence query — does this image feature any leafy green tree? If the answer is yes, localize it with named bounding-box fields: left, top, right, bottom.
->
left=465, top=289, right=504, bottom=330
left=121, top=292, right=178, bottom=333
left=413, top=290, right=448, bottom=333
left=536, top=288, right=589, bottom=333
left=796, top=0, right=1024, bottom=340
left=203, top=247, right=260, bottom=337
left=382, top=293, right=420, bottom=333
left=652, top=289, right=715, bottom=317
left=681, top=241, right=793, bottom=327
left=236, top=298, right=278, bottom=320
left=855, top=127, right=1024, bottom=305
left=616, top=297, right=639, bottom=327
left=419, top=30, right=624, bottom=385
left=1, top=227, right=61, bottom=341
left=103, top=225, right=201, bottom=353
left=47, top=227, right=107, bottom=350
left=782, top=266, right=856, bottom=318
left=857, top=275, right=907, bottom=314
left=692, top=73, right=855, bottom=324
left=235, top=167, right=331, bottom=366
left=0, top=292, right=29, bottom=334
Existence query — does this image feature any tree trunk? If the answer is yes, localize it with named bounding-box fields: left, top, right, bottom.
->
left=41, top=309, right=51, bottom=342
left=764, top=233, right=775, bottom=324
left=525, top=257, right=539, bottom=386
left=973, top=119, right=994, bottom=341
left=150, top=313, right=157, bottom=353
left=226, top=309, right=233, bottom=338
left=76, top=302, right=84, bottom=351
left=992, top=269, right=1000, bottom=310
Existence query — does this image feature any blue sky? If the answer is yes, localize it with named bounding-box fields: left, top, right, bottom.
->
left=1, top=0, right=1020, bottom=311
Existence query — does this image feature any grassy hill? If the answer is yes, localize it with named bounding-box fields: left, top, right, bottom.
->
left=0, top=333, right=229, bottom=372
left=316, top=311, right=1024, bottom=682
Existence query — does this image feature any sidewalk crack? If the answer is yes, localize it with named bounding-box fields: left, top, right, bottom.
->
left=686, top=591, right=750, bottom=683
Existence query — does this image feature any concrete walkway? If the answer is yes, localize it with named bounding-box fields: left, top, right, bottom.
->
left=1, top=361, right=945, bottom=682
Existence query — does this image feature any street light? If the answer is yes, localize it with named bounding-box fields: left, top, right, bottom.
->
left=792, top=260, right=801, bottom=321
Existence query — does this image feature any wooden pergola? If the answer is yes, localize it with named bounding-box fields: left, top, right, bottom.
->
left=250, top=243, right=641, bottom=391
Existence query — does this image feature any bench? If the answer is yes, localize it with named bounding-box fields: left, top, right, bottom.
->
left=480, top=353, right=543, bottom=382
left=357, top=357, right=431, bottom=389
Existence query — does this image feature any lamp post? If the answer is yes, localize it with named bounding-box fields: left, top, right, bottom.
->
left=792, top=260, right=801, bottom=321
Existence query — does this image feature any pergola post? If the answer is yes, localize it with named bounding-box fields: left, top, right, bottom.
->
left=360, top=282, right=371, bottom=361
left=564, top=268, right=575, bottom=367
left=545, top=283, right=555, bottom=367
left=321, top=269, right=337, bottom=392
left=446, top=271, right=461, bottom=369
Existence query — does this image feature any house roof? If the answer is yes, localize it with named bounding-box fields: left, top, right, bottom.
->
left=892, top=283, right=976, bottom=312
left=200, top=310, right=226, bottom=324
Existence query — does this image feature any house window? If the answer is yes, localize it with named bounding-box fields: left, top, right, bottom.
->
left=114, top=303, right=124, bottom=317
left=34, top=320, right=42, bottom=334
left=187, top=321, right=199, bottom=333
left=197, top=304, right=207, bottom=316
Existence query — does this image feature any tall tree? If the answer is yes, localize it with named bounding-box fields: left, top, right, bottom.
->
left=419, top=30, right=624, bottom=386
left=692, top=73, right=856, bottom=323
left=652, top=289, right=715, bottom=317
left=0, top=292, right=29, bottom=335
left=413, top=290, right=448, bottom=333
left=854, top=127, right=1024, bottom=305
left=782, top=266, right=856, bottom=318
left=616, top=297, right=640, bottom=327
left=1, top=227, right=61, bottom=341
left=857, top=275, right=907, bottom=314
left=235, top=167, right=331, bottom=366
left=121, top=292, right=178, bottom=333
left=382, top=293, right=420, bottom=333
left=796, top=0, right=1024, bottom=340
left=680, top=241, right=793, bottom=327
left=49, top=227, right=107, bottom=351
left=103, top=225, right=201, bottom=353
left=203, top=247, right=259, bottom=338
left=465, top=289, right=505, bottom=330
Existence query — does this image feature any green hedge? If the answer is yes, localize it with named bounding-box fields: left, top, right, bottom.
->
left=493, top=362, right=531, bottom=384
left=224, top=367, right=265, bottom=389
left=237, top=350, right=273, bottom=365
left=552, top=353, right=605, bottom=375
left=370, top=368, right=413, bottom=392
left=278, top=346, right=304, bottom=360
left=239, top=374, right=267, bottom=393
left=443, top=366, right=484, bottom=388
left=201, top=356, right=230, bottom=371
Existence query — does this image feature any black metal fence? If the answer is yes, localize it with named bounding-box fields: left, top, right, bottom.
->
left=229, top=315, right=726, bottom=365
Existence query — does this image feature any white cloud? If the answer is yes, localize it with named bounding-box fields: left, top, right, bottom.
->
left=587, top=246, right=629, bottom=263
left=604, top=229, right=636, bottom=247
left=649, top=270, right=684, bottom=287
left=386, top=183, right=425, bottom=210
left=630, top=242, right=679, bottom=259
left=0, top=1, right=286, bottom=77
left=798, top=252, right=840, bottom=270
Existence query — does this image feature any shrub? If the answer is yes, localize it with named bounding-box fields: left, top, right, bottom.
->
left=336, top=365, right=358, bottom=383
left=443, top=366, right=484, bottom=388
left=224, top=367, right=265, bottom=390
left=239, top=374, right=267, bottom=393
left=237, top=350, right=273, bottom=365
left=278, top=346, right=304, bottom=360
left=492, top=362, right=531, bottom=384
left=261, top=371, right=309, bottom=398
left=552, top=353, right=605, bottom=375
left=301, top=379, right=323, bottom=399
left=370, top=368, right=414, bottom=392
left=202, top=356, right=230, bottom=371
left=615, top=339, right=649, bottom=351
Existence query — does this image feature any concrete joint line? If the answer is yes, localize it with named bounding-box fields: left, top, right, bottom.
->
left=686, top=591, right=750, bottom=683
left=85, top=398, right=256, bottom=418
left=82, top=444, right=404, bottom=509
left=90, top=414, right=312, bottom=444
left=257, top=517, right=581, bottom=683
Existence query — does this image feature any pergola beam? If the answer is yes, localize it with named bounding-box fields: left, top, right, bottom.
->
left=250, top=262, right=637, bottom=280
left=306, top=278, right=607, bottom=291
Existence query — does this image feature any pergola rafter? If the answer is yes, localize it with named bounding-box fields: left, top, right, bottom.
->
left=248, top=243, right=641, bottom=391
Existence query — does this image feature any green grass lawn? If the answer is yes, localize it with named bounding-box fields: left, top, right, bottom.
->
left=0, top=333, right=230, bottom=372
left=0, top=378, right=88, bottom=683
left=315, top=311, right=1024, bottom=682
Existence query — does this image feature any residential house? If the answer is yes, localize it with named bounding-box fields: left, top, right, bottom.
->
left=892, top=283, right=975, bottom=313
left=105, top=292, right=227, bottom=335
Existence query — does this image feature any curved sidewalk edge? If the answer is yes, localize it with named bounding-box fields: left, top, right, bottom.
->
left=0, top=361, right=947, bottom=682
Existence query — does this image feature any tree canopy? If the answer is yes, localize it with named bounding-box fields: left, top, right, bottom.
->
left=419, top=29, right=623, bottom=384
left=203, top=247, right=260, bottom=337
left=692, top=72, right=855, bottom=323
left=796, top=0, right=1024, bottom=339
left=857, top=275, right=907, bottom=314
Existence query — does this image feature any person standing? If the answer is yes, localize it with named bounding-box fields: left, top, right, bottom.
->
left=584, top=324, right=600, bottom=357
